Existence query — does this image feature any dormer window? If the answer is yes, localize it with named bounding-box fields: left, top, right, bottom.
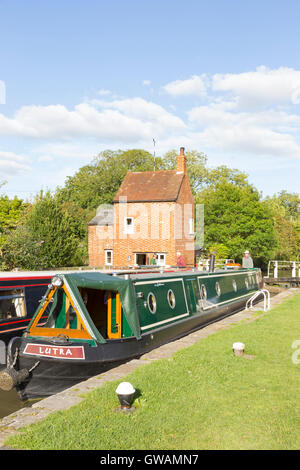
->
left=124, top=217, right=134, bottom=234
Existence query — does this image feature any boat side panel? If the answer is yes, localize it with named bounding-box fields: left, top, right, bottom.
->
left=133, top=270, right=260, bottom=333
left=134, top=278, right=190, bottom=332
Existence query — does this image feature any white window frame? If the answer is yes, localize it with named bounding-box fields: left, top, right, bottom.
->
left=124, top=217, right=134, bottom=234
left=105, top=250, right=113, bottom=266
left=156, top=253, right=166, bottom=266
left=189, top=218, right=194, bottom=235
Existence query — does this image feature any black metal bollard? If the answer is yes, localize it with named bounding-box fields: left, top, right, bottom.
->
left=209, top=252, right=216, bottom=273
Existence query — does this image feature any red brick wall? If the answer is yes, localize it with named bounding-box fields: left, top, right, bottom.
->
left=88, top=173, right=194, bottom=268
left=88, top=225, right=113, bottom=267
left=174, top=174, right=195, bottom=266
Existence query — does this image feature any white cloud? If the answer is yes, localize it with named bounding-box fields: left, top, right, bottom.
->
left=188, top=102, right=300, bottom=158
left=2, top=65, right=300, bottom=196
left=212, top=66, right=300, bottom=108
left=0, top=99, right=185, bottom=142
left=97, top=97, right=185, bottom=131
left=142, top=80, right=151, bottom=86
left=163, top=75, right=207, bottom=97
left=0, top=151, right=31, bottom=175
left=199, top=125, right=300, bottom=157
left=35, top=142, right=99, bottom=162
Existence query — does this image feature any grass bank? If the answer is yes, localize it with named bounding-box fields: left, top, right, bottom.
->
left=5, top=294, right=300, bottom=450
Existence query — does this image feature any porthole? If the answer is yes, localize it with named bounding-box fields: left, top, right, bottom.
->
left=167, top=289, right=176, bottom=309
left=232, top=280, right=237, bottom=292
left=215, top=282, right=221, bottom=297
left=200, top=284, right=207, bottom=300
left=147, top=292, right=157, bottom=314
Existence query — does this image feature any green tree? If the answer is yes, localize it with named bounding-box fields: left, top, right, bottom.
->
left=208, top=243, right=231, bottom=260
left=264, top=192, right=300, bottom=260
left=1, top=225, right=48, bottom=271
left=0, top=194, right=24, bottom=249
left=2, top=191, right=84, bottom=270
left=57, top=149, right=160, bottom=210
left=197, top=180, right=276, bottom=267
left=162, top=149, right=208, bottom=193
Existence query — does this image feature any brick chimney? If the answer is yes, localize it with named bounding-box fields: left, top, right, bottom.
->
left=176, top=147, right=187, bottom=173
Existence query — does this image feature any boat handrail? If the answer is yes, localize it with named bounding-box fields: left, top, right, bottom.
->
left=245, top=289, right=270, bottom=312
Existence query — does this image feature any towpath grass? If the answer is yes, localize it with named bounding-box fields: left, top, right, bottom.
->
left=5, top=294, right=300, bottom=450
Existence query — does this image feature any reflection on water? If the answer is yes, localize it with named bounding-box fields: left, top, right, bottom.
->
left=0, top=389, right=25, bottom=419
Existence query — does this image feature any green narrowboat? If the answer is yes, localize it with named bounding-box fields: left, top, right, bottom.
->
left=0, top=267, right=263, bottom=400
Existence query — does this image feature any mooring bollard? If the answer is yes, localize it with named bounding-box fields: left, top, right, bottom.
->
left=232, top=342, right=245, bottom=357
left=115, top=382, right=136, bottom=412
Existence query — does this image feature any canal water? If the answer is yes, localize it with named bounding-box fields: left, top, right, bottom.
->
left=0, top=389, right=26, bottom=419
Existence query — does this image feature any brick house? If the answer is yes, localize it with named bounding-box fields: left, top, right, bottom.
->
left=88, top=147, right=195, bottom=268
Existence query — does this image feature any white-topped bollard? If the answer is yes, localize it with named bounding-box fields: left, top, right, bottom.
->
left=233, top=342, right=245, bottom=357
left=115, top=382, right=136, bottom=411
left=273, top=261, right=278, bottom=278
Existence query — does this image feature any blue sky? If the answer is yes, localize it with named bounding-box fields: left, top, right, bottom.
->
left=1, top=0, right=300, bottom=199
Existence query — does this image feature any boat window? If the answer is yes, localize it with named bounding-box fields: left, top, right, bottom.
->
left=232, top=280, right=237, bottom=292
left=200, top=284, right=207, bottom=301
left=215, top=282, right=221, bottom=297
left=245, top=279, right=249, bottom=289
left=78, top=288, right=122, bottom=339
left=28, top=286, right=92, bottom=340
left=43, top=288, right=77, bottom=329
left=167, top=289, right=176, bottom=309
left=0, top=289, right=26, bottom=320
left=147, top=292, right=157, bottom=314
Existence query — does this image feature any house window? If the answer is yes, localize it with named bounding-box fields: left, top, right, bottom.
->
left=189, top=218, right=194, bottom=235
left=124, top=217, right=134, bottom=234
left=105, top=250, right=113, bottom=266
left=157, top=253, right=166, bottom=266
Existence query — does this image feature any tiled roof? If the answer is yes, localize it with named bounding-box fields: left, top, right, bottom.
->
left=88, top=208, right=113, bottom=226
left=113, top=170, right=185, bottom=203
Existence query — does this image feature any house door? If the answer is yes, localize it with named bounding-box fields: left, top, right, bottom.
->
left=135, top=253, right=147, bottom=266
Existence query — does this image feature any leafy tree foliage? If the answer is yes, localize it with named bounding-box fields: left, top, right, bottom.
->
left=2, top=191, right=83, bottom=270
left=1, top=147, right=299, bottom=270
left=264, top=191, right=300, bottom=260
left=0, top=194, right=25, bottom=250
left=197, top=179, right=276, bottom=267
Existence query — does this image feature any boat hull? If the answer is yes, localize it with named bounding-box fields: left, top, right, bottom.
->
left=9, top=295, right=251, bottom=401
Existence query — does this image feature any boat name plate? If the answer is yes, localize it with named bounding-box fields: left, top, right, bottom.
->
left=23, top=343, right=85, bottom=360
